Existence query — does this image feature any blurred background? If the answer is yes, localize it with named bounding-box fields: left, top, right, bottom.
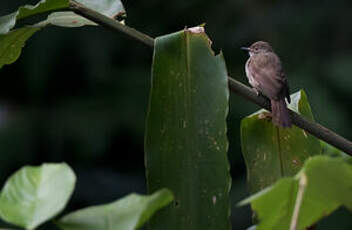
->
left=0, top=0, right=352, bottom=229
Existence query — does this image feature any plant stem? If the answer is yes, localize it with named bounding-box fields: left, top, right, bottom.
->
left=69, top=0, right=154, bottom=47
left=289, top=173, right=307, bottom=230
left=68, top=1, right=352, bottom=156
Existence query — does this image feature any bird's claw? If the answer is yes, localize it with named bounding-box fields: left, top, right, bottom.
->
left=253, top=88, right=260, bottom=96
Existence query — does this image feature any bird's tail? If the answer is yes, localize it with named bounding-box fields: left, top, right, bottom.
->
left=271, top=99, right=292, bottom=127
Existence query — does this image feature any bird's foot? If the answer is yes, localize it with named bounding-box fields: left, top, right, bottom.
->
left=253, top=88, right=260, bottom=96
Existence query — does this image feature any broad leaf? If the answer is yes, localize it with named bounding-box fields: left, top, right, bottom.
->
left=56, top=189, right=174, bottom=230
left=0, top=27, right=40, bottom=69
left=145, top=26, right=231, bottom=230
left=0, top=163, right=76, bottom=229
left=240, top=156, right=352, bottom=230
left=240, top=90, right=321, bottom=194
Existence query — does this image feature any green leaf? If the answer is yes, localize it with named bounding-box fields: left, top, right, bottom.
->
left=0, top=0, right=126, bottom=69
left=145, top=27, right=231, bottom=230
left=0, top=27, right=41, bottom=69
left=0, top=0, right=69, bottom=34
left=0, top=0, right=126, bottom=34
left=240, top=90, right=321, bottom=194
left=240, top=156, right=352, bottom=230
left=56, top=189, right=174, bottom=230
left=320, top=140, right=352, bottom=163
left=0, top=163, right=76, bottom=229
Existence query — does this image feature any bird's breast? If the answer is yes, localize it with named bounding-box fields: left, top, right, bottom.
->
left=245, top=58, right=260, bottom=89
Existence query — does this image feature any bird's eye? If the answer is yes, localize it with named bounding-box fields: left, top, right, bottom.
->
left=255, top=48, right=258, bottom=51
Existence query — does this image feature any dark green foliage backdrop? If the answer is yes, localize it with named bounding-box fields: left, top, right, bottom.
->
left=0, top=0, right=351, bottom=229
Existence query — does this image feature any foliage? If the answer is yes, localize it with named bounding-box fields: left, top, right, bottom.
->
left=240, top=156, right=352, bottom=230
left=145, top=27, right=231, bottom=229
left=0, top=163, right=173, bottom=230
left=239, top=90, right=352, bottom=228
left=0, top=0, right=352, bottom=230
left=0, top=163, right=75, bottom=229
left=240, top=90, right=321, bottom=194
left=0, top=27, right=41, bottom=69
left=57, top=189, right=173, bottom=230
left=0, top=0, right=125, bottom=69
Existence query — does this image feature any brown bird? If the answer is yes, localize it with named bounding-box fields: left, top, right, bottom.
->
left=242, top=41, right=292, bottom=127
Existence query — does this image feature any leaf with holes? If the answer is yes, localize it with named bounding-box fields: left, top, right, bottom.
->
left=240, top=90, right=321, bottom=194
left=0, top=163, right=76, bottom=229
left=145, top=26, right=231, bottom=230
left=56, top=189, right=174, bottom=230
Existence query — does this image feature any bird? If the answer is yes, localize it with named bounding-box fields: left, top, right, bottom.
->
left=241, top=41, right=292, bottom=127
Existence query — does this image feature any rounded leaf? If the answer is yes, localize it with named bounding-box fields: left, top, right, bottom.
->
left=0, top=163, right=76, bottom=229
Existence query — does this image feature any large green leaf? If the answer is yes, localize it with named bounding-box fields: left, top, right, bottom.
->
left=239, top=155, right=352, bottom=230
left=56, top=189, right=174, bottom=230
left=0, top=163, right=76, bottom=229
left=145, top=27, right=231, bottom=230
left=240, top=90, right=321, bottom=194
left=0, top=27, right=41, bottom=69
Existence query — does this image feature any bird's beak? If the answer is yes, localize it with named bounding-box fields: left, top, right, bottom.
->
left=241, top=47, right=250, bottom=51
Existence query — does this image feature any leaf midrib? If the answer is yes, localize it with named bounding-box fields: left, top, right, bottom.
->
left=276, top=127, right=284, bottom=177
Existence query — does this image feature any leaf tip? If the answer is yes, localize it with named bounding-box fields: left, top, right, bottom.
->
left=185, top=26, right=205, bottom=34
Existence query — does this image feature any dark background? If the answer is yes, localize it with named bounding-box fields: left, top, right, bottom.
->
left=0, top=0, right=352, bottom=229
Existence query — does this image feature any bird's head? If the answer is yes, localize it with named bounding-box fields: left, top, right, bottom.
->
left=241, top=41, right=273, bottom=56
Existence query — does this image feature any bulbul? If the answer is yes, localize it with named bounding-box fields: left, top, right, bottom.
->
left=242, top=41, right=292, bottom=127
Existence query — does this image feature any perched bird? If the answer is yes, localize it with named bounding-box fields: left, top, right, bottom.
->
left=242, top=41, right=292, bottom=127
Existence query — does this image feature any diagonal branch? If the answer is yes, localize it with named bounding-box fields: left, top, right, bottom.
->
left=69, top=0, right=352, bottom=156
left=227, top=79, right=352, bottom=156
left=69, top=0, right=154, bottom=47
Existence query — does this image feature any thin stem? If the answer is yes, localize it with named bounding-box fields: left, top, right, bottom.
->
left=69, top=0, right=154, bottom=47
left=69, top=2, right=352, bottom=156
left=290, top=174, right=308, bottom=230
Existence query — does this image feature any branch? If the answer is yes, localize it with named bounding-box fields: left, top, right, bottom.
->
left=228, top=79, right=352, bottom=156
left=69, top=1, right=352, bottom=156
left=69, top=0, right=154, bottom=47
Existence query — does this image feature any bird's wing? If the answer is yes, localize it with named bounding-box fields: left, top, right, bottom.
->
left=249, top=53, right=287, bottom=100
